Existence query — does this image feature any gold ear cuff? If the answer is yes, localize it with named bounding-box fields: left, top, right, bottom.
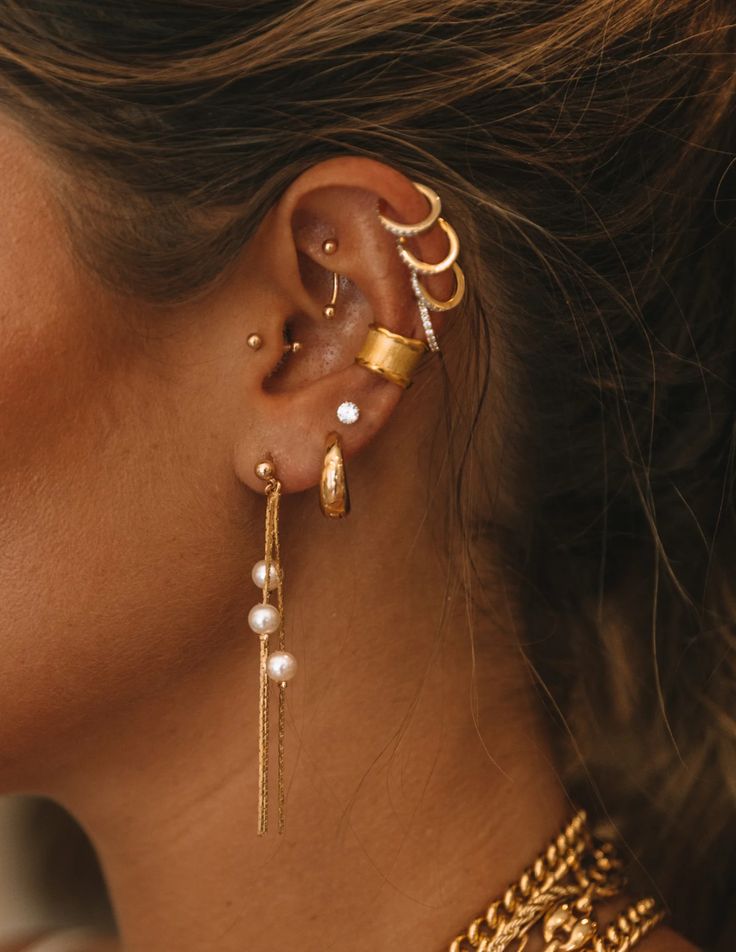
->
left=355, top=324, right=428, bottom=390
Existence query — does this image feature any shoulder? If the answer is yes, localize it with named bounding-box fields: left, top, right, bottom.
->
left=641, top=926, right=701, bottom=952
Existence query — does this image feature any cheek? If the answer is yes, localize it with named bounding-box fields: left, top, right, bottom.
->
left=0, top=128, right=250, bottom=784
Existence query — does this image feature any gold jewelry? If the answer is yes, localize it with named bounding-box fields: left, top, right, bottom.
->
left=320, top=238, right=340, bottom=318
left=355, top=323, right=428, bottom=389
left=247, top=333, right=264, bottom=351
left=323, top=271, right=339, bottom=319
left=593, top=897, right=665, bottom=952
left=377, top=182, right=442, bottom=236
left=375, top=180, right=467, bottom=352
left=283, top=341, right=303, bottom=354
left=320, top=432, right=350, bottom=518
left=250, top=460, right=297, bottom=835
left=448, top=810, right=664, bottom=952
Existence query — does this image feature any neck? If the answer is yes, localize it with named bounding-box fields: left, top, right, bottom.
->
left=40, top=459, right=572, bottom=952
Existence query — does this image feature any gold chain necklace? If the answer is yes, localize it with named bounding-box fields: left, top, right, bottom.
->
left=448, top=810, right=665, bottom=952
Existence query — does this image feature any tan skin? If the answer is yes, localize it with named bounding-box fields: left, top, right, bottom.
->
left=0, top=119, right=695, bottom=952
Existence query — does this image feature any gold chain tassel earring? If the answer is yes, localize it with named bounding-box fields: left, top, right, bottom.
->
left=250, top=460, right=297, bottom=834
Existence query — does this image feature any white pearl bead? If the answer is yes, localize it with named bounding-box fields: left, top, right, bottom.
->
left=248, top=603, right=281, bottom=635
left=266, top=650, right=298, bottom=683
left=251, top=560, right=280, bottom=591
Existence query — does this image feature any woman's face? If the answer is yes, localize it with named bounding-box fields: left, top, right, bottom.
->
left=0, top=119, right=260, bottom=788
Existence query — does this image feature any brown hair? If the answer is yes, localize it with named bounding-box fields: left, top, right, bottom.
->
left=1, top=2, right=734, bottom=947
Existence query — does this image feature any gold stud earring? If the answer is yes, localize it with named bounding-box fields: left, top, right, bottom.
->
left=250, top=459, right=297, bottom=835
left=283, top=341, right=303, bottom=354
left=247, top=333, right=264, bottom=351
left=320, top=433, right=350, bottom=518
left=322, top=238, right=339, bottom=319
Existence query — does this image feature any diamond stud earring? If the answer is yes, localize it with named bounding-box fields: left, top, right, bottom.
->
left=337, top=402, right=360, bottom=425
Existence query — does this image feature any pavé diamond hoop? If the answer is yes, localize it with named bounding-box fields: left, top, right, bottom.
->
left=375, top=181, right=467, bottom=353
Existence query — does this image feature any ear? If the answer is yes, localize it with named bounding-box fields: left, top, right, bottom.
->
left=232, top=156, right=460, bottom=494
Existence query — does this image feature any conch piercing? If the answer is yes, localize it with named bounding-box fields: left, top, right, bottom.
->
left=322, top=238, right=339, bottom=319
left=250, top=459, right=297, bottom=835
left=375, top=181, right=466, bottom=352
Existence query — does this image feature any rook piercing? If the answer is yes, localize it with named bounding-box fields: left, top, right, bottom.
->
left=323, top=271, right=339, bottom=320
left=336, top=401, right=360, bottom=426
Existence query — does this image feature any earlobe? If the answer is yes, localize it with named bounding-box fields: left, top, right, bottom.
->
left=233, top=160, right=466, bottom=497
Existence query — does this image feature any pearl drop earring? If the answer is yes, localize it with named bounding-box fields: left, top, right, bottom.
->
left=250, top=459, right=297, bottom=835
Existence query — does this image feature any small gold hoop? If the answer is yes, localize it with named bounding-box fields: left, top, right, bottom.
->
left=320, top=432, right=350, bottom=519
left=413, top=262, right=466, bottom=312
left=397, top=217, right=460, bottom=276
left=355, top=323, right=428, bottom=390
left=376, top=182, right=442, bottom=238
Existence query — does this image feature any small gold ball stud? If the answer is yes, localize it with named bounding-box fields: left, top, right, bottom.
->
left=247, top=333, right=263, bottom=351
left=255, top=460, right=276, bottom=481
left=322, top=238, right=338, bottom=255
left=323, top=305, right=336, bottom=320
left=283, top=341, right=303, bottom=354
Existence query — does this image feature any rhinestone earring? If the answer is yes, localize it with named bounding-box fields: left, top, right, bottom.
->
left=250, top=459, right=297, bottom=835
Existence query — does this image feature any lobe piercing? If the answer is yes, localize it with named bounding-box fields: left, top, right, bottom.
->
left=336, top=401, right=360, bottom=425
left=247, top=333, right=264, bottom=351
left=322, top=238, right=338, bottom=255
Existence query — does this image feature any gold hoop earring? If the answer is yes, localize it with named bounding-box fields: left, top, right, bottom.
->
left=250, top=459, right=297, bottom=835
left=320, top=433, right=350, bottom=518
left=375, top=181, right=467, bottom=352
